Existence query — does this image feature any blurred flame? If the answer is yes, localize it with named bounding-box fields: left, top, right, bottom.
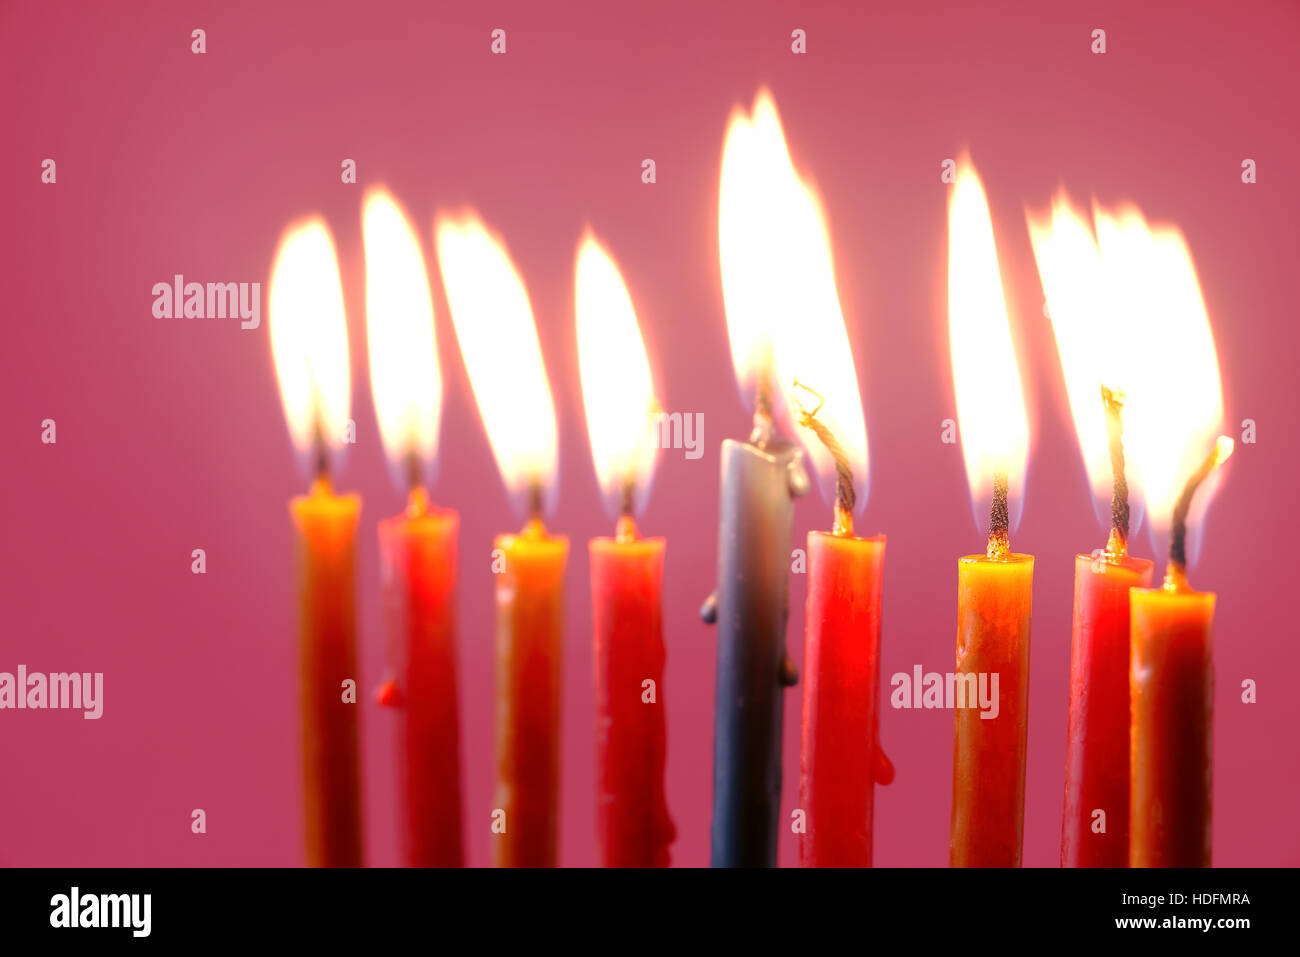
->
left=268, top=218, right=351, bottom=464
left=363, top=188, right=442, bottom=485
left=575, top=232, right=659, bottom=521
left=1093, top=203, right=1225, bottom=547
left=718, top=88, right=868, bottom=507
left=948, top=156, right=1029, bottom=529
left=435, top=211, right=558, bottom=514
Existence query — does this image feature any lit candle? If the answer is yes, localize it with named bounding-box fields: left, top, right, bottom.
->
left=761, top=163, right=893, bottom=867
left=1028, top=196, right=1155, bottom=867
left=703, top=89, right=810, bottom=868
left=792, top=381, right=894, bottom=868
left=1095, top=212, right=1231, bottom=869
left=946, top=155, right=1034, bottom=868
left=436, top=211, right=566, bottom=868
left=575, top=231, right=675, bottom=867
left=1131, top=438, right=1231, bottom=868
left=362, top=188, right=463, bottom=867
left=269, top=218, right=363, bottom=867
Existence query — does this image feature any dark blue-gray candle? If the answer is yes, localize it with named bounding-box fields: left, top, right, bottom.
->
left=702, top=416, right=808, bottom=867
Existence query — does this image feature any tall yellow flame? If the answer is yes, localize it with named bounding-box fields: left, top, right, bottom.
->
left=718, top=88, right=868, bottom=506
left=948, top=155, right=1029, bottom=525
left=363, top=188, right=441, bottom=480
left=435, top=211, right=558, bottom=511
left=575, top=231, right=658, bottom=520
left=268, top=218, right=351, bottom=463
left=1093, top=204, right=1225, bottom=533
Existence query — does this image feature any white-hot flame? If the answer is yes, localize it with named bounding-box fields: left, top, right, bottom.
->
left=1093, top=204, right=1225, bottom=549
left=948, top=155, right=1029, bottom=530
left=436, top=211, right=558, bottom=514
left=268, top=218, right=352, bottom=465
left=718, top=88, right=868, bottom=507
left=363, top=187, right=441, bottom=486
left=1028, top=192, right=1141, bottom=532
left=575, top=232, right=659, bottom=520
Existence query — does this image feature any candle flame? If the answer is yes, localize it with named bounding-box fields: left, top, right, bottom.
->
left=575, top=231, right=659, bottom=521
left=363, top=187, right=442, bottom=489
left=718, top=89, right=868, bottom=504
left=947, top=155, right=1029, bottom=535
left=268, top=218, right=351, bottom=471
left=436, top=210, right=558, bottom=517
left=1092, top=203, right=1225, bottom=561
left=1028, top=192, right=1142, bottom=536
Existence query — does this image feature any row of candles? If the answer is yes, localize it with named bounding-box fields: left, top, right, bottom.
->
left=270, top=88, right=1230, bottom=868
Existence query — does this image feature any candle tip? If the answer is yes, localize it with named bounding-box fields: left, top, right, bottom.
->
left=1101, top=384, right=1129, bottom=558
left=1167, top=434, right=1233, bottom=582
left=986, top=470, right=1010, bottom=559
left=790, top=377, right=855, bottom=535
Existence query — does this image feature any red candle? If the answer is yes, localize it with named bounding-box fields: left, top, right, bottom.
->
left=590, top=520, right=673, bottom=866
left=792, top=384, right=892, bottom=868
left=377, top=492, right=462, bottom=867
left=363, top=188, right=463, bottom=866
left=1063, top=551, right=1152, bottom=866
left=1060, top=388, right=1153, bottom=866
left=576, top=232, right=674, bottom=867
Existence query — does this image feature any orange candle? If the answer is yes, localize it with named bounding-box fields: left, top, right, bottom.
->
left=950, top=549, right=1033, bottom=867
left=292, top=479, right=363, bottom=868
left=945, top=155, right=1034, bottom=868
left=436, top=209, right=566, bottom=867
left=575, top=233, right=674, bottom=867
left=269, top=217, right=363, bottom=867
left=493, top=520, right=568, bottom=866
left=1130, top=437, right=1233, bottom=868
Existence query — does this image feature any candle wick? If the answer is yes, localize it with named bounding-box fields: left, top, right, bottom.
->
left=312, top=416, right=329, bottom=482
left=1101, top=384, right=1129, bottom=560
left=987, top=471, right=1010, bottom=560
left=403, top=448, right=424, bottom=499
left=790, top=378, right=855, bottom=536
left=750, top=377, right=774, bottom=446
left=1166, top=435, right=1234, bottom=589
left=527, top=481, right=544, bottom=524
left=620, top=478, right=636, bottom=520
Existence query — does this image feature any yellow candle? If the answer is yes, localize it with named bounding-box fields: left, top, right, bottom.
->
left=292, top=478, right=362, bottom=868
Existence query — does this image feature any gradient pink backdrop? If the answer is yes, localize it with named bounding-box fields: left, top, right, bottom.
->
left=2, top=0, right=1296, bottom=867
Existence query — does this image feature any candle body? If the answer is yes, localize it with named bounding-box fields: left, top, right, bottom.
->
left=1061, top=553, right=1153, bottom=867
left=1129, top=586, right=1214, bottom=868
left=291, top=480, right=363, bottom=868
left=800, top=531, right=886, bottom=867
left=950, top=553, right=1033, bottom=867
left=494, top=523, right=569, bottom=867
left=378, top=503, right=463, bottom=867
left=590, top=535, right=675, bottom=867
left=709, top=436, right=806, bottom=868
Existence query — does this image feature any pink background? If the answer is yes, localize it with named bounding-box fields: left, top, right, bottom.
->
left=2, top=0, right=1296, bottom=866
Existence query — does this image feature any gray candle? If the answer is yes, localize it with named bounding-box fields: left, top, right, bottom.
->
left=702, top=412, right=808, bottom=867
